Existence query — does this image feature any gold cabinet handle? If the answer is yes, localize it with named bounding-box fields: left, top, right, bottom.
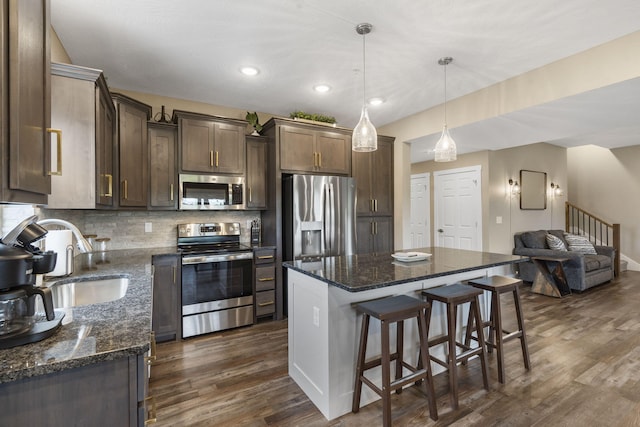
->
left=170, top=183, right=174, bottom=201
left=172, top=266, right=176, bottom=284
left=258, top=301, right=275, bottom=307
left=47, top=128, right=63, bottom=176
left=318, top=151, right=322, bottom=168
left=313, top=152, right=317, bottom=168
left=210, top=150, right=214, bottom=167
left=145, top=331, right=157, bottom=366
left=100, top=174, right=113, bottom=197
left=144, top=395, right=157, bottom=425
left=257, top=255, right=274, bottom=260
left=370, top=199, right=374, bottom=212
left=249, top=187, right=252, bottom=203
left=375, top=221, right=378, bottom=234
left=258, top=277, right=274, bottom=282
left=374, top=199, right=378, bottom=212
left=122, top=179, right=128, bottom=200
left=215, top=151, right=219, bottom=167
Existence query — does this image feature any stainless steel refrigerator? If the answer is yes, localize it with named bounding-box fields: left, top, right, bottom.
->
left=283, top=174, right=357, bottom=262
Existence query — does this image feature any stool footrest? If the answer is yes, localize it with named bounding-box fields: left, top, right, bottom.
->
left=360, top=376, right=382, bottom=396
left=430, top=355, right=450, bottom=369
left=427, top=334, right=449, bottom=347
left=390, top=369, right=428, bottom=391
left=456, top=347, right=484, bottom=362
left=502, top=330, right=522, bottom=342
left=361, top=353, right=399, bottom=371
left=430, top=345, right=484, bottom=367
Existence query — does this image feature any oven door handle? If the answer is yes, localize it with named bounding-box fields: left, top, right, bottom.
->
left=182, top=252, right=254, bottom=264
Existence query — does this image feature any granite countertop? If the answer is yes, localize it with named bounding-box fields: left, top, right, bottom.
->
left=0, top=246, right=177, bottom=384
left=283, top=247, right=527, bottom=292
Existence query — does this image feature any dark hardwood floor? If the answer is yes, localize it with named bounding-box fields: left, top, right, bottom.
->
left=150, top=271, right=640, bottom=426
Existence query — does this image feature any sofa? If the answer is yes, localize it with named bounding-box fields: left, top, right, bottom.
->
left=513, top=229, right=615, bottom=292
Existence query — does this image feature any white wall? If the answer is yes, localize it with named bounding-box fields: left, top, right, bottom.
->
left=568, top=145, right=640, bottom=267
left=488, top=143, right=567, bottom=254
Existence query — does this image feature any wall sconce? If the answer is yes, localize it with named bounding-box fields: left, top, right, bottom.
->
left=508, top=179, right=520, bottom=196
left=550, top=182, right=563, bottom=197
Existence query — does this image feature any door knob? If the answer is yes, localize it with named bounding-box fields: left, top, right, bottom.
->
left=437, top=228, right=444, bottom=233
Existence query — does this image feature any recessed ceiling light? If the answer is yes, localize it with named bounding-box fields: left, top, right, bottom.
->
left=240, top=66, right=259, bottom=76
left=313, top=84, right=331, bottom=93
left=368, top=97, right=384, bottom=106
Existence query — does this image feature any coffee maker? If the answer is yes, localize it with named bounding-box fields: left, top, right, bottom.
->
left=0, top=217, right=64, bottom=349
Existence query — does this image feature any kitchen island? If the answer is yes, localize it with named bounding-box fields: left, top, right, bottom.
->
left=283, top=247, right=525, bottom=420
left=0, top=247, right=176, bottom=426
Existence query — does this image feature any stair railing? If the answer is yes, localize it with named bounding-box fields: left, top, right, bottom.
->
left=565, top=202, right=620, bottom=276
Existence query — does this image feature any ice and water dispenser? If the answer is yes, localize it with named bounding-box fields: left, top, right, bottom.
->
left=300, top=221, right=322, bottom=257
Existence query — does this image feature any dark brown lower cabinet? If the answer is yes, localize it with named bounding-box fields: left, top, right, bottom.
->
left=152, top=254, right=180, bottom=342
left=0, top=354, right=150, bottom=426
left=356, top=216, right=393, bottom=254
left=254, top=247, right=276, bottom=321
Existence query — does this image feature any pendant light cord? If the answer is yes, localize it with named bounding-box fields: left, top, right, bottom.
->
left=443, top=62, right=447, bottom=125
left=362, top=31, right=366, bottom=107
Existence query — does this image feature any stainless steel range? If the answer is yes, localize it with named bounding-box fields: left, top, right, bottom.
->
left=178, top=222, right=253, bottom=337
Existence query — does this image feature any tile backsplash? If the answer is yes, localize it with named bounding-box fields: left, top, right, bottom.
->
left=33, top=208, right=261, bottom=250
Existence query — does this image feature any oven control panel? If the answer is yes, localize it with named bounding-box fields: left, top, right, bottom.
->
left=178, top=222, right=240, bottom=238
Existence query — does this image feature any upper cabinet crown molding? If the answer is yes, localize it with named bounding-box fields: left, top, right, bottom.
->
left=111, top=92, right=153, bottom=120
left=171, top=109, right=247, bottom=128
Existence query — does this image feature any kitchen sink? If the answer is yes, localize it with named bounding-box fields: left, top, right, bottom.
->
left=48, top=276, right=129, bottom=308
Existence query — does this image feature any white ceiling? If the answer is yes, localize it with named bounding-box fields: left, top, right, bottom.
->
left=51, top=0, right=640, bottom=163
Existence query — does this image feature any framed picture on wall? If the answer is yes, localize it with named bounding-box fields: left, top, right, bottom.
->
left=520, top=169, right=547, bottom=210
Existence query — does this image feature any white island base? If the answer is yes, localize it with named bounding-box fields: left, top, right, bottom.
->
left=287, top=264, right=513, bottom=421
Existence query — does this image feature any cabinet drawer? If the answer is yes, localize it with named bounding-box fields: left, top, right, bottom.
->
left=255, top=266, right=275, bottom=291
left=255, top=290, right=275, bottom=316
left=254, top=248, right=275, bottom=264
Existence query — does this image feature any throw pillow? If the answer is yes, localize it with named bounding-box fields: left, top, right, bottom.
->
left=564, top=233, right=597, bottom=254
left=521, top=230, right=548, bottom=249
left=546, top=233, right=567, bottom=251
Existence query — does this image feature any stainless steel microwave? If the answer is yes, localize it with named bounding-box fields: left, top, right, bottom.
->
left=179, top=174, right=245, bottom=210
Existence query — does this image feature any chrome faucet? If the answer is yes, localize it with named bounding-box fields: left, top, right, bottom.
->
left=37, top=219, right=93, bottom=253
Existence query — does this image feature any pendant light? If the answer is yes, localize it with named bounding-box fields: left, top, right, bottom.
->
left=352, top=23, right=377, bottom=152
left=434, top=57, right=457, bottom=162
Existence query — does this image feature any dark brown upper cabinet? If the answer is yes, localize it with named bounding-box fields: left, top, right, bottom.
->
left=352, top=136, right=394, bottom=216
left=173, top=110, right=247, bottom=175
left=1, top=0, right=51, bottom=204
left=148, top=122, right=177, bottom=209
left=246, top=135, right=268, bottom=210
left=279, top=123, right=351, bottom=175
left=112, top=93, right=152, bottom=208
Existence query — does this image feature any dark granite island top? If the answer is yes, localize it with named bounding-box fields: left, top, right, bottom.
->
left=283, top=246, right=526, bottom=292
left=0, top=247, right=177, bottom=384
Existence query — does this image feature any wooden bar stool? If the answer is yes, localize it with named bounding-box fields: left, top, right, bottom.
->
left=421, top=283, right=489, bottom=410
left=465, top=276, right=530, bottom=384
left=352, top=295, right=438, bottom=426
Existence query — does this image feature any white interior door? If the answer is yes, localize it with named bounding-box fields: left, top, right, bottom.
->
left=434, top=166, right=482, bottom=250
left=409, top=173, right=430, bottom=249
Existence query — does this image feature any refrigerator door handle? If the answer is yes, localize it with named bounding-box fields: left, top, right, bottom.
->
left=323, top=183, right=329, bottom=253
left=329, top=183, right=336, bottom=255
